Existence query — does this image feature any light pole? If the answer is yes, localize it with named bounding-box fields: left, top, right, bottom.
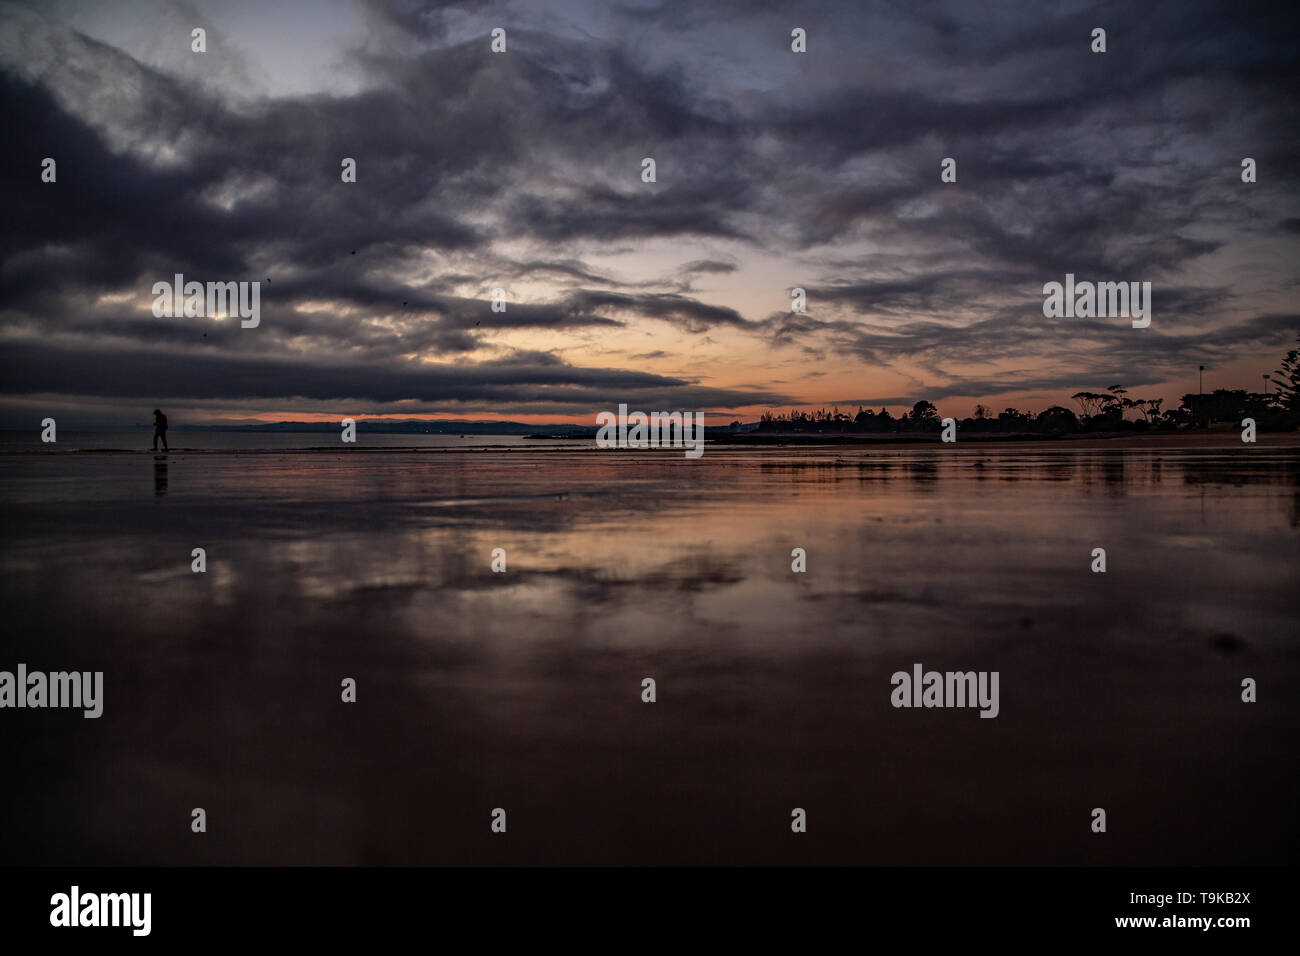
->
left=1198, top=365, right=1206, bottom=427
left=1263, top=374, right=1269, bottom=395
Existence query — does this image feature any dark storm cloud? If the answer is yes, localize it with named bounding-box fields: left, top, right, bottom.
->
left=355, top=0, right=466, bottom=41
left=0, top=338, right=790, bottom=409
left=507, top=183, right=748, bottom=243
left=679, top=259, right=737, bottom=276
left=760, top=300, right=1296, bottom=400
left=28, top=291, right=626, bottom=363
left=1, top=0, right=1298, bottom=420
left=497, top=258, right=618, bottom=285
left=567, top=290, right=751, bottom=332
left=787, top=306, right=1292, bottom=367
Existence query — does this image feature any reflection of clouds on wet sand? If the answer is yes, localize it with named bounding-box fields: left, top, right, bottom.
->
left=0, top=448, right=1297, bottom=865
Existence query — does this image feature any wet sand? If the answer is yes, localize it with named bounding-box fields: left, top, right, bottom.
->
left=1, top=446, right=1297, bottom=865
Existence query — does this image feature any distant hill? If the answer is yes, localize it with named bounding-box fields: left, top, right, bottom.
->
left=15, top=418, right=763, bottom=435
left=192, top=419, right=597, bottom=436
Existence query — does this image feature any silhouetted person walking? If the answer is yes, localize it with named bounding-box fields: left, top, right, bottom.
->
left=152, top=408, right=169, bottom=452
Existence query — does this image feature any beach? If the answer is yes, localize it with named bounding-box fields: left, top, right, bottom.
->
left=1, top=443, right=1297, bottom=865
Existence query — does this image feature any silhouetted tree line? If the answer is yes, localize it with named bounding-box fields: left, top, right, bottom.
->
left=758, top=337, right=1300, bottom=436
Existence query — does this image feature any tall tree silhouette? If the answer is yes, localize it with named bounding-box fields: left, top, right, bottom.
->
left=1271, top=334, right=1300, bottom=412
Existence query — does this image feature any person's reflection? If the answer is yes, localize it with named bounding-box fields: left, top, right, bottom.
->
left=154, top=456, right=168, bottom=497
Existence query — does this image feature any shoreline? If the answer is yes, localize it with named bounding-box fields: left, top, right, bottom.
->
left=4, top=432, right=1299, bottom=455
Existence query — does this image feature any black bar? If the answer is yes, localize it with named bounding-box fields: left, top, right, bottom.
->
left=2, top=866, right=1281, bottom=943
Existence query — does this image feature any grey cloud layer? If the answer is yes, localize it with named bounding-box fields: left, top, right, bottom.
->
left=1, top=0, right=1297, bottom=419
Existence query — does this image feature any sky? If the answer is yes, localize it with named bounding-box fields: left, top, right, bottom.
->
left=1, top=0, right=1298, bottom=426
